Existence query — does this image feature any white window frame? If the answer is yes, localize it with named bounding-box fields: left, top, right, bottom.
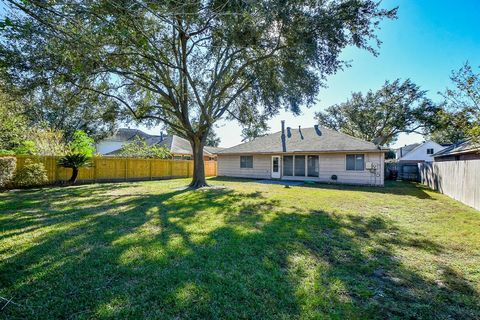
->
left=240, top=155, right=253, bottom=169
left=346, top=154, right=365, bottom=171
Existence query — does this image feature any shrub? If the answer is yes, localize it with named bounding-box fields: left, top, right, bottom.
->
left=0, top=157, right=16, bottom=189
left=0, top=149, right=15, bottom=156
left=14, top=159, right=49, bottom=187
left=58, top=153, right=91, bottom=184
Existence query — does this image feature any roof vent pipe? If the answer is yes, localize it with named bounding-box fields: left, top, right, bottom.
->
left=281, top=120, right=286, bottom=152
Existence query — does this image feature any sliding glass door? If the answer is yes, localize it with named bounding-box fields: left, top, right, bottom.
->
left=283, top=155, right=320, bottom=178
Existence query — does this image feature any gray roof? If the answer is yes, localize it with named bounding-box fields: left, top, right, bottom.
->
left=155, top=135, right=213, bottom=155
left=110, top=128, right=159, bottom=141
left=204, top=146, right=225, bottom=154
left=433, top=140, right=480, bottom=157
left=396, top=143, right=420, bottom=157
left=218, top=126, right=385, bottom=154
left=104, top=128, right=221, bottom=156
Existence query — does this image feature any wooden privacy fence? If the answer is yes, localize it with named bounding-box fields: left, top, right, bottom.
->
left=418, top=160, right=480, bottom=211
left=14, top=156, right=217, bottom=184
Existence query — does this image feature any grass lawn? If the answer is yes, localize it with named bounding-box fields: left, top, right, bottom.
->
left=1, top=178, right=479, bottom=319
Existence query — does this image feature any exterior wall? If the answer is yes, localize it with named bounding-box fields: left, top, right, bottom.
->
left=218, top=152, right=385, bottom=186
left=218, top=154, right=271, bottom=179
left=398, top=141, right=445, bottom=162
left=434, top=152, right=480, bottom=162
left=96, top=140, right=126, bottom=155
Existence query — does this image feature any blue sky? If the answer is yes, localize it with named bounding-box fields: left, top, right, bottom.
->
left=142, top=0, right=480, bottom=148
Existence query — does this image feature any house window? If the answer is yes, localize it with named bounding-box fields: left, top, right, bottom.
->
left=240, top=156, right=253, bottom=168
left=294, top=155, right=306, bottom=176
left=307, top=155, right=319, bottom=177
left=346, top=154, right=365, bottom=171
left=283, top=156, right=294, bottom=176
left=427, top=148, right=434, bottom=155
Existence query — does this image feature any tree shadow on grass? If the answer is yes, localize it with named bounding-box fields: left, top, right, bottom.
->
left=211, top=177, right=435, bottom=200
left=0, top=185, right=478, bottom=319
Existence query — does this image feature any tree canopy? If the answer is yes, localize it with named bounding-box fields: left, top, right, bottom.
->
left=118, top=136, right=172, bottom=159
left=430, top=62, right=480, bottom=144
left=315, top=79, right=438, bottom=146
left=1, top=0, right=397, bottom=187
left=0, top=87, right=27, bottom=151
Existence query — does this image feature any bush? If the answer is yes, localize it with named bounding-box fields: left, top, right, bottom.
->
left=14, top=159, right=49, bottom=187
left=0, top=157, right=16, bottom=189
left=0, top=149, right=15, bottom=156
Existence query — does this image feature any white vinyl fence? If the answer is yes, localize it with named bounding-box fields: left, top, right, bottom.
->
left=418, top=160, right=480, bottom=210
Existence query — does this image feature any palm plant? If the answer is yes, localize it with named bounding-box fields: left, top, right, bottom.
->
left=58, top=153, right=91, bottom=184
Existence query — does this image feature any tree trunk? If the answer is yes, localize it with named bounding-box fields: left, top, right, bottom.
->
left=69, top=167, right=79, bottom=184
left=189, top=136, right=208, bottom=188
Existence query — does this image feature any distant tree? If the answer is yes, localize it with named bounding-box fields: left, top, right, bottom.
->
left=429, top=109, right=470, bottom=145
left=20, top=127, right=68, bottom=156
left=21, top=82, right=120, bottom=142
left=205, top=130, right=221, bottom=148
left=430, top=63, right=480, bottom=143
left=1, top=0, right=397, bottom=187
left=315, top=79, right=438, bottom=146
left=0, top=88, right=28, bottom=150
left=118, top=136, right=172, bottom=159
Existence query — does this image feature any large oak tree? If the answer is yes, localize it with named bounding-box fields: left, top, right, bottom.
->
left=1, top=0, right=396, bottom=187
left=315, top=79, right=438, bottom=146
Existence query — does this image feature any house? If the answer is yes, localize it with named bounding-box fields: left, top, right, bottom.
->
left=395, top=140, right=447, bottom=163
left=433, top=140, right=480, bottom=161
left=217, top=122, right=387, bottom=186
left=96, top=128, right=222, bottom=160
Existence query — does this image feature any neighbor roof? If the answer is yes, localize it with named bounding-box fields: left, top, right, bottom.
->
left=218, top=126, right=386, bottom=154
left=396, top=143, right=420, bottom=157
left=104, top=129, right=223, bottom=156
left=156, top=135, right=214, bottom=155
left=109, top=128, right=159, bottom=141
left=433, top=140, right=480, bottom=158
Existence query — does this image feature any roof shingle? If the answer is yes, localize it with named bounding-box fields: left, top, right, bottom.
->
left=218, top=126, right=385, bottom=154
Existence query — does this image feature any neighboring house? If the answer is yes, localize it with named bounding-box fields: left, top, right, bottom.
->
left=396, top=140, right=446, bottom=163
left=433, top=140, right=480, bottom=161
left=96, top=128, right=222, bottom=160
left=217, top=122, right=387, bottom=186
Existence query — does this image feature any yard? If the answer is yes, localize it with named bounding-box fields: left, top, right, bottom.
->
left=1, top=178, right=479, bottom=319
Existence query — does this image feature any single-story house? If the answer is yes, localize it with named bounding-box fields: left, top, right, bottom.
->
left=217, top=122, right=387, bottom=186
left=433, top=140, right=480, bottom=161
left=96, top=128, right=222, bottom=160
left=395, top=140, right=447, bottom=163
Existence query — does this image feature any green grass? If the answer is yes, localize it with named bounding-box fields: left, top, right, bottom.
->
left=0, top=178, right=479, bottom=319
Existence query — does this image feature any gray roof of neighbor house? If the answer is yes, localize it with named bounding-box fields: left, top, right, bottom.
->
left=155, top=135, right=220, bottom=155
left=433, top=140, right=480, bottom=157
left=396, top=143, right=421, bottom=157
left=104, top=128, right=224, bottom=156
left=109, top=128, right=158, bottom=141
left=218, top=125, right=386, bottom=155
